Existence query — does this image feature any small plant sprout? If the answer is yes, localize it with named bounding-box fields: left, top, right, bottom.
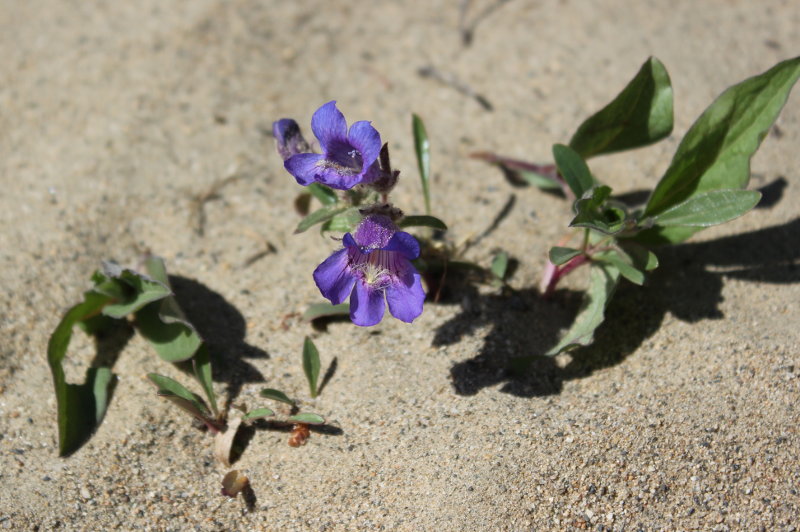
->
left=242, top=338, right=329, bottom=447
left=474, top=56, right=800, bottom=366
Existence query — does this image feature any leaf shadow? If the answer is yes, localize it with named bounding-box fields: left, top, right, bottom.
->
left=169, top=276, right=267, bottom=403
left=442, top=217, right=800, bottom=397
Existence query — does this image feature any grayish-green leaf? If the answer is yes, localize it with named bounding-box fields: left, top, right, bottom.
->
left=302, top=336, right=321, bottom=398
left=518, top=170, right=563, bottom=190
left=295, top=204, right=350, bottom=234
left=307, top=182, right=338, bottom=205
left=398, top=215, right=448, bottom=230
left=192, top=344, right=218, bottom=417
left=259, top=388, right=296, bottom=406
left=412, top=113, right=432, bottom=215
left=650, top=189, right=761, bottom=227
left=569, top=57, right=673, bottom=158
left=546, top=263, right=621, bottom=355
left=595, top=250, right=645, bottom=286
left=48, top=290, right=117, bottom=456
left=242, top=408, right=275, bottom=421
left=147, top=373, right=210, bottom=418
left=288, top=413, right=325, bottom=425
left=621, top=242, right=659, bottom=271
left=97, top=261, right=171, bottom=319
left=47, top=290, right=117, bottom=457
left=553, top=144, right=594, bottom=198
left=490, top=251, right=509, bottom=281
left=135, top=301, right=202, bottom=363
left=321, top=206, right=362, bottom=233
left=303, top=302, right=350, bottom=322
left=549, top=247, right=583, bottom=266
left=644, top=57, right=800, bottom=221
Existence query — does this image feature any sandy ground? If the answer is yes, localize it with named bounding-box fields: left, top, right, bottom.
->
left=1, top=0, right=799, bottom=529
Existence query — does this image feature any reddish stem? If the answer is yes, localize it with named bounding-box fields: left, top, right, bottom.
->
left=541, top=253, right=590, bottom=298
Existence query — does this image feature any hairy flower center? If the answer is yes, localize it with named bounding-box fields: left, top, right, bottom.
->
left=318, top=140, right=364, bottom=176
left=352, top=249, right=397, bottom=290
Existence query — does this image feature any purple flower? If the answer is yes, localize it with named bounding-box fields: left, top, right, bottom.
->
left=284, top=101, right=382, bottom=190
left=313, top=215, right=425, bottom=326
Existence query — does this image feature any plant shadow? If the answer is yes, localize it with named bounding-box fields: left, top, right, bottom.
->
left=169, top=276, right=268, bottom=403
left=441, top=217, right=800, bottom=397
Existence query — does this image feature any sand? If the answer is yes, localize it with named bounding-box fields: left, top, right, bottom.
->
left=1, top=0, right=798, bottom=529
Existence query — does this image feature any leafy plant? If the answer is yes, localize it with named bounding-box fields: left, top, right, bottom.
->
left=475, top=56, right=800, bottom=365
left=47, top=256, right=218, bottom=456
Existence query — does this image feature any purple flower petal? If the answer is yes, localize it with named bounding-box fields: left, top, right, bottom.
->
left=342, top=233, right=358, bottom=250
left=314, top=165, right=363, bottom=190
left=354, top=215, right=397, bottom=249
left=313, top=248, right=355, bottom=305
left=311, top=101, right=347, bottom=152
left=383, top=232, right=420, bottom=260
left=285, top=153, right=324, bottom=186
left=386, top=271, right=425, bottom=323
left=350, top=282, right=386, bottom=326
left=347, top=121, right=382, bottom=168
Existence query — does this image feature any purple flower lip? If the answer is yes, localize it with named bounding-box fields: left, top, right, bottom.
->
left=313, top=214, right=425, bottom=326
left=284, top=101, right=383, bottom=190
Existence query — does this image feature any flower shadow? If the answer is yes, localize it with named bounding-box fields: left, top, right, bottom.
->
left=441, top=217, right=800, bottom=397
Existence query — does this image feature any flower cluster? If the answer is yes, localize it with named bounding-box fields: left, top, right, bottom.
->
left=274, top=102, right=425, bottom=326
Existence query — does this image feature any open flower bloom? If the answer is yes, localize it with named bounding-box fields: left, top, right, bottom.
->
left=284, top=101, right=382, bottom=190
left=313, top=215, right=425, bottom=326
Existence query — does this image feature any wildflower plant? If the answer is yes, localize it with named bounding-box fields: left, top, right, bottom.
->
left=473, top=56, right=800, bottom=366
left=274, top=101, right=448, bottom=326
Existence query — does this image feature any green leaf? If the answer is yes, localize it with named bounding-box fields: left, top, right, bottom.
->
left=570, top=186, right=628, bottom=235
left=146, top=373, right=210, bottom=418
left=595, top=250, right=645, bottom=286
left=135, top=300, right=202, bottom=363
left=302, top=336, right=321, bottom=398
left=518, top=170, right=563, bottom=190
left=490, top=251, right=509, bottom=282
left=288, top=413, right=325, bottom=425
left=259, top=388, right=296, bottom=406
left=644, top=57, right=800, bottom=221
left=242, top=408, right=275, bottom=421
left=569, top=57, right=674, bottom=158
left=302, top=302, right=350, bottom=322
left=320, top=207, right=362, bottom=233
left=412, top=113, right=432, bottom=215
left=96, top=261, right=171, bottom=319
left=650, top=189, right=761, bottom=227
left=307, top=183, right=338, bottom=206
left=398, top=215, right=448, bottom=230
left=47, top=290, right=117, bottom=456
left=295, top=204, right=350, bottom=234
left=135, top=257, right=203, bottom=363
left=552, top=144, right=594, bottom=198
left=192, top=344, right=218, bottom=417
left=546, top=262, right=620, bottom=355
left=549, top=247, right=583, bottom=266
left=621, top=242, right=659, bottom=271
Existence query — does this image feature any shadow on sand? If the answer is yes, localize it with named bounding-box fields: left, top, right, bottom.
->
left=438, top=217, right=800, bottom=397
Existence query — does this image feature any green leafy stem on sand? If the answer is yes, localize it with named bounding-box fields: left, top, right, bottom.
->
left=47, top=256, right=217, bottom=456
left=475, top=56, right=800, bottom=369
